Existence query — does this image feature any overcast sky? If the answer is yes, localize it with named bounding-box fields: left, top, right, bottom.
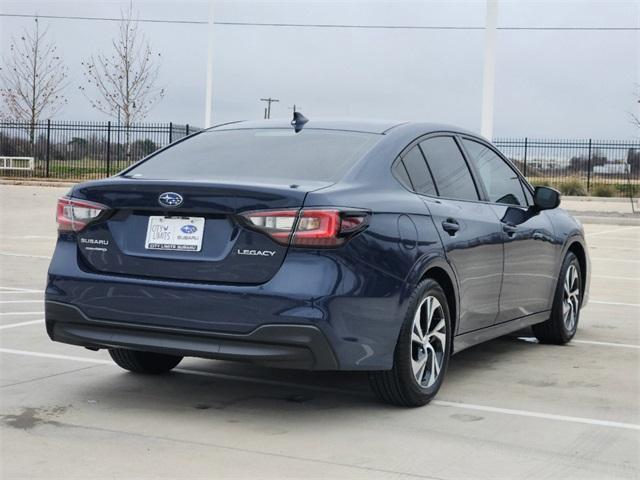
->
left=1, top=0, right=639, bottom=138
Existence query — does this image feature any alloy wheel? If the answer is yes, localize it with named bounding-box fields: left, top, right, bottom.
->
left=411, top=296, right=446, bottom=388
left=563, top=264, right=580, bottom=331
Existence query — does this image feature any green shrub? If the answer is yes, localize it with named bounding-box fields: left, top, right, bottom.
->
left=591, top=184, right=616, bottom=197
left=557, top=179, right=587, bottom=196
left=532, top=179, right=552, bottom=188
left=616, top=184, right=640, bottom=197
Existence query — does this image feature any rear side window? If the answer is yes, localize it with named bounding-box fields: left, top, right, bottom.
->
left=400, top=146, right=437, bottom=195
left=125, top=129, right=380, bottom=183
left=462, top=139, right=527, bottom=206
left=392, top=160, right=412, bottom=190
left=419, top=137, right=479, bottom=201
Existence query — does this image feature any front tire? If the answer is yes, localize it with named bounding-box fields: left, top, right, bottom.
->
left=369, top=279, right=452, bottom=407
left=109, top=349, right=183, bottom=374
left=533, top=252, right=582, bottom=344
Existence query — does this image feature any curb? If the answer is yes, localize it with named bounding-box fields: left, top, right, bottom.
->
left=564, top=195, right=639, bottom=207
left=571, top=214, right=640, bottom=226
left=0, top=179, right=76, bottom=188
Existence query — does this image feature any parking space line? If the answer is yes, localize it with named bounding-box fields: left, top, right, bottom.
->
left=0, top=311, right=44, bottom=316
left=431, top=401, right=640, bottom=431
left=587, top=226, right=639, bottom=237
left=589, top=300, right=640, bottom=308
left=1, top=347, right=638, bottom=432
left=590, top=257, right=640, bottom=263
left=0, top=251, right=52, bottom=259
left=589, top=246, right=640, bottom=252
left=592, top=275, right=639, bottom=281
left=572, top=339, right=640, bottom=349
left=0, top=287, right=43, bottom=292
left=0, top=291, right=44, bottom=295
left=0, top=300, right=43, bottom=304
left=0, top=348, right=110, bottom=364
left=0, top=319, right=44, bottom=330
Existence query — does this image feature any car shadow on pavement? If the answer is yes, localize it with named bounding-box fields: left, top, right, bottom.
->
left=62, top=332, right=543, bottom=419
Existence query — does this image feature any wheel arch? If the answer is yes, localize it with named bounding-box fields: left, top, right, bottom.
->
left=420, top=266, right=458, bottom=338
left=405, top=255, right=460, bottom=338
left=566, top=239, right=588, bottom=303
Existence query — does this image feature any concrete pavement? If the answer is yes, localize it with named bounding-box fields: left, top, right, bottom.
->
left=0, top=184, right=638, bottom=479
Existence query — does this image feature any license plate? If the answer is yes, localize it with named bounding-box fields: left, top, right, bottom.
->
left=145, top=216, right=205, bottom=252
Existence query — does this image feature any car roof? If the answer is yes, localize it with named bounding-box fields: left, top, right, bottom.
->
left=209, top=118, right=480, bottom=137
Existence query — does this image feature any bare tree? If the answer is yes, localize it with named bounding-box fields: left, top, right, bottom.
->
left=80, top=6, right=165, bottom=130
left=0, top=18, right=68, bottom=145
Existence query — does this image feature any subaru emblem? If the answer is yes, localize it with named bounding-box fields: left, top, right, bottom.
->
left=158, top=192, right=183, bottom=208
left=181, top=224, right=197, bottom=234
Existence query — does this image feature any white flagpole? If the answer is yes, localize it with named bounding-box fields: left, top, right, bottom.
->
left=204, top=0, right=215, bottom=128
left=480, top=0, right=498, bottom=140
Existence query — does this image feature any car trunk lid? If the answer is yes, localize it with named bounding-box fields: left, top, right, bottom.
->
left=72, top=178, right=327, bottom=284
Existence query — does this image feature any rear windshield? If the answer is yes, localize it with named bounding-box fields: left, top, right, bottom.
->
left=124, top=128, right=380, bottom=183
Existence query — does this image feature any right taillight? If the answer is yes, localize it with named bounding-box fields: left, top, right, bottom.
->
left=56, top=196, right=108, bottom=232
left=240, top=208, right=368, bottom=247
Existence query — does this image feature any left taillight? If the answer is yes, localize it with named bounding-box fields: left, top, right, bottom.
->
left=240, top=208, right=368, bottom=247
left=56, top=196, right=108, bottom=232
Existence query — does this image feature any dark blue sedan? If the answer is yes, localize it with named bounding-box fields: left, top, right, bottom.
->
left=45, top=117, right=589, bottom=406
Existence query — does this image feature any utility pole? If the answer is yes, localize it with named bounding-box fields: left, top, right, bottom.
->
left=480, top=0, right=498, bottom=140
left=260, top=97, right=279, bottom=119
left=287, top=104, right=299, bottom=119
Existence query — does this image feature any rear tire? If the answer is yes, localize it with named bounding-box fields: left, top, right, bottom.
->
left=368, top=279, right=452, bottom=407
left=109, top=349, right=183, bottom=374
left=532, top=252, right=582, bottom=345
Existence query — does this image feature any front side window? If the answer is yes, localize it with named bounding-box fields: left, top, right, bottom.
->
left=521, top=179, right=534, bottom=205
left=462, top=139, right=526, bottom=206
left=419, top=137, right=479, bottom=201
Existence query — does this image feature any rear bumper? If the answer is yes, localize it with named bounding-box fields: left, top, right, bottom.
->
left=46, top=238, right=409, bottom=370
left=46, top=301, right=339, bottom=370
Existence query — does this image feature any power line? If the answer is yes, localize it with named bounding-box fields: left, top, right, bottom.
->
left=0, top=13, right=638, bottom=31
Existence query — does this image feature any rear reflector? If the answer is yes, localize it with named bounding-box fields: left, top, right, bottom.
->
left=240, top=208, right=368, bottom=247
left=56, top=196, right=108, bottom=232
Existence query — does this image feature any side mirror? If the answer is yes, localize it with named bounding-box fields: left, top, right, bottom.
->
left=534, top=186, right=560, bottom=210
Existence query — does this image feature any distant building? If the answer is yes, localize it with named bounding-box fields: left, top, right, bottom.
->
left=593, top=163, right=630, bottom=175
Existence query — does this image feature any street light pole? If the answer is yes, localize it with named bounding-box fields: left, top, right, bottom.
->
left=480, top=0, right=498, bottom=140
left=204, top=0, right=214, bottom=128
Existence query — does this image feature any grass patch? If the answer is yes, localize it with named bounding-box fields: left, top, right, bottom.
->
left=556, top=179, right=588, bottom=196
left=591, top=184, right=617, bottom=197
left=529, top=176, right=639, bottom=197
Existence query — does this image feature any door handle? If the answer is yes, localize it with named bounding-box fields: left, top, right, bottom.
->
left=442, top=219, right=460, bottom=235
left=502, top=223, right=518, bottom=237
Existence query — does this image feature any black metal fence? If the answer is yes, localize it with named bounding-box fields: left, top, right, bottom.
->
left=0, top=121, right=197, bottom=180
left=1, top=122, right=639, bottom=198
left=494, top=138, right=640, bottom=198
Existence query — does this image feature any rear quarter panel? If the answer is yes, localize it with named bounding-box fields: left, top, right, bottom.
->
left=302, top=181, right=448, bottom=368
